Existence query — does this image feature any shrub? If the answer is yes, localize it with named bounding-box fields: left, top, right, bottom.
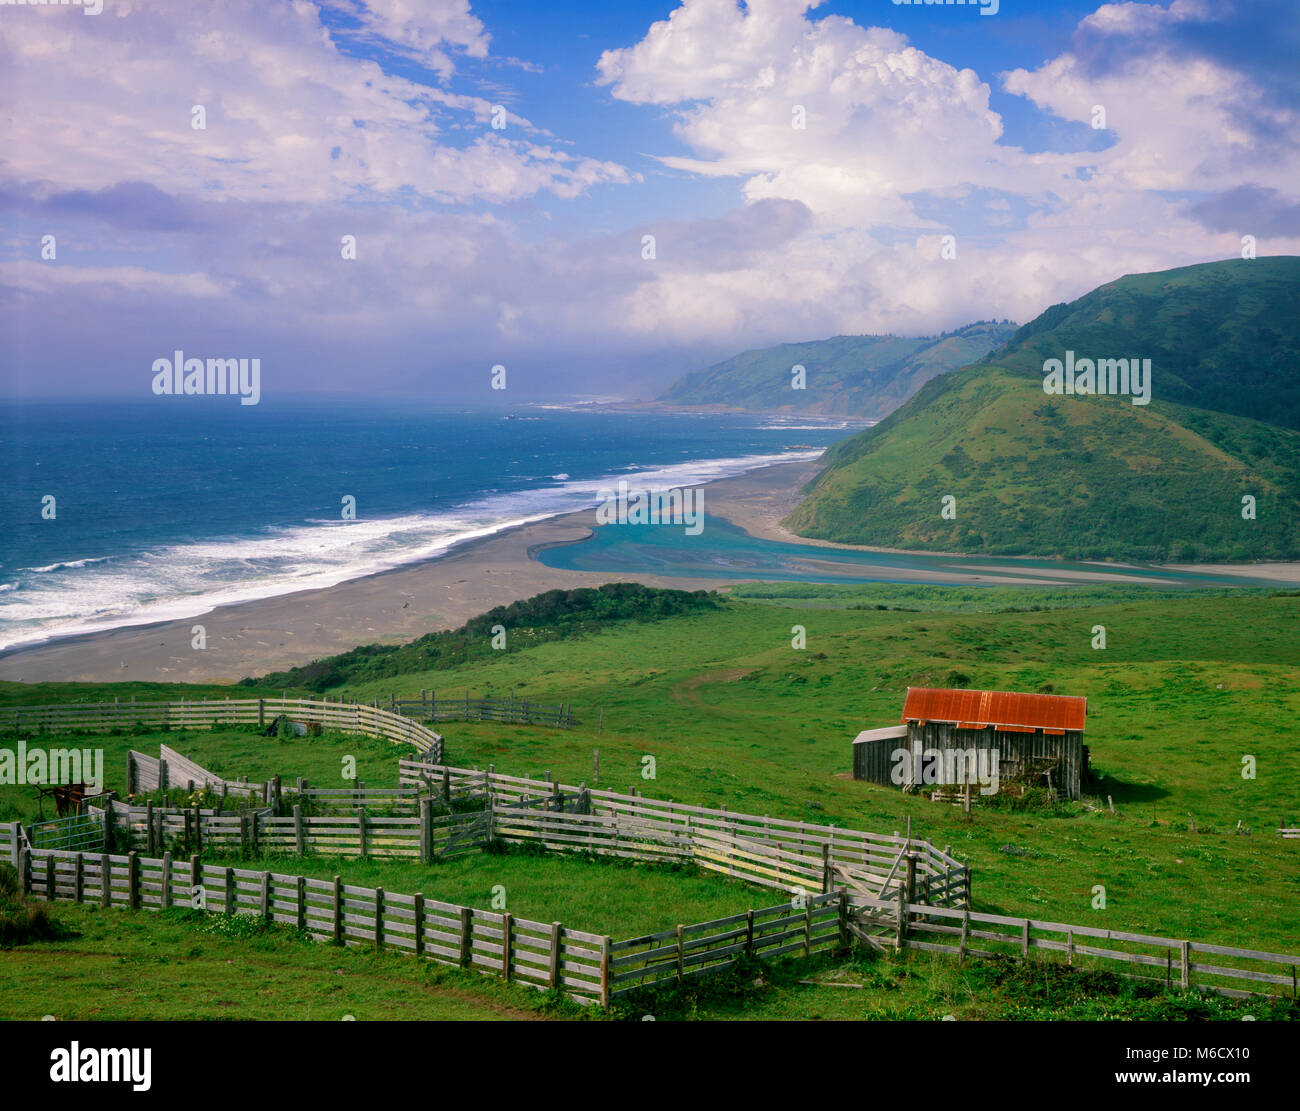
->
left=0, top=863, right=72, bottom=948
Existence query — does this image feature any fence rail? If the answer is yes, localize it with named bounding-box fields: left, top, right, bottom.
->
left=17, top=846, right=607, bottom=1003
left=608, top=892, right=844, bottom=997
left=97, top=801, right=489, bottom=862
left=851, top=893, right=1300, bottom=1001
left=128, top=744, right=267, bottom=799
left=406, top=762, right=970, bottom=907
left=390, top=692, right=576, bottom=729
left=1, top=697, right=444, bottom=763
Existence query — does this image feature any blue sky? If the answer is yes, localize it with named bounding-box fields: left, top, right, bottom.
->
left=1, top=0, right=1297, bottom=400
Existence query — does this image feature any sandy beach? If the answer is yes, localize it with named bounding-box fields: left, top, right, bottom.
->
left=0, top=461, right=820, bottom=685
left=2, top=457, right=1297, bottom=686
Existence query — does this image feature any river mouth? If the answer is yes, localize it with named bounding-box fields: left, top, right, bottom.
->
left=535, top=514, right=1281, bottom=589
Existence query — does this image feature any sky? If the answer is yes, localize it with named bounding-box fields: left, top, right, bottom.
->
left=1, top=0, right=1297, bottom=401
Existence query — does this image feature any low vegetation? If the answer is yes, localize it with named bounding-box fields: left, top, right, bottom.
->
left=3, top=582, right=1299, bottom=1018
left=241, top=583, right=722, bottom=691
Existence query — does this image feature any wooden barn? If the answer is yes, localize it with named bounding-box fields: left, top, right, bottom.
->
left=853, top=686, right=1089, bottom=799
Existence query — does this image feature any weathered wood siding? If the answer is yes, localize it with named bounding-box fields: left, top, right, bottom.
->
left=854, top=722, right=1085, bottom=799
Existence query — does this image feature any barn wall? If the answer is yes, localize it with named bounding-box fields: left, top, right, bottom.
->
left=854, top=724, right=1084, bottom=798
left=853, top=736, right=904, bottom=784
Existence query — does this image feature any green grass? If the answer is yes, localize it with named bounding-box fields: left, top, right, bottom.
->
left=0, top=902, right=572, bottom=1021
left=5, top=586, right=1300, bottom=1018
left=0, top=726, right=403, bottom=826
left=6, top=902, right=1292, bottom=1021
left=785, top=367, right=1300, bottom=561
left=728, top=581, right=1271, bottom=613
left=192, top=846, right=762, bottom=940
left=784, top=257, right=1300, bottom=560
left=332, top=591, right=1300, bottom=956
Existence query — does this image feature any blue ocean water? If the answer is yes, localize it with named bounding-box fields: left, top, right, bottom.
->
left=0, top=397, right=857, bottom=650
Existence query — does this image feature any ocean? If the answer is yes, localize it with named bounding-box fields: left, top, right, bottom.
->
left=0, top=397, right=858, bottom=651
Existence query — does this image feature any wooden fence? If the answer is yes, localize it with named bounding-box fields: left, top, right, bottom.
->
left=851, top=892, right=1300, bottom=1001
left=608, top=892, right=844, bottom=998
left=1280, top=827, right=1300, bottom=840
left=127, top=744, right=266, bottom=799
left=390, top=691, right=577, bottom=729
left=404, top=762, right=970, bottom=907
left=100, top=800, right=490, bottom=862
left=0, top=697, right=444, bottom=762
left=289, top=780, right=425, bottom=812
left=17, top=846, right=608, bottom=1003
left=16, top=844, right=855, bottom=1004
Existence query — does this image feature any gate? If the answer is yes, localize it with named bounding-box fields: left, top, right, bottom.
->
left=29, top=809, right=105, bottom=853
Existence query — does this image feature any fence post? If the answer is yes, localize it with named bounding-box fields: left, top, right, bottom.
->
left=45, top=854, right=55, bottom=901
left=239, top=812, right=249, bottom=857
left=161, top=851, right=172, bottom=910
left=358, top=808, right=368, bottom=859
left=100, top=853, right=111, bottom=906
left=375, top=888, right=385, bottom=952
left=296, top=875, right=306, bottom=933
left=8, top=822, right=19, bottom=867
left=145, top=802, right=154, bottom=855
left=258, top=699, right=265, bottom=728
left=675, top=925, right=685, bottom=985
left=501, top=912, right=512, bottom=982
left=1067, top=929, right=1075, bottom=967
left=837, top=891, right=848, bottom=952
left=959, top=909, right=970, bottom=962
left=192, top=804, right=202, bottom=855
left=224, top=866, right=234, bottom=915
left=127, top=851, right=140, bottom=909
left=419, top=798, right=432, bottom=864
left=294, top=805, right=305, bottom=857
left=804, top=898, right=813, bottom=958
left=250, top=811, right=260, bottom=857
left=103, top=795, right=116, bottom=852
left=549, top=922, right=562, bottom=989
left=821, top=844, right=830, bottom=894
left=413, top=893, right=425, bottom=958
left=332, top=875, right=342, bottom=944
left=74, top=854, right=84, bottom=904
left=260, top=872, right=271, bottom=922
left=585, top=935, right=606, bottom=1013
left=459, top=908, right=473, bottom=968
left=190, top=855, right=201, bottom=908
left=1180, top=940, right=1190, bottom=990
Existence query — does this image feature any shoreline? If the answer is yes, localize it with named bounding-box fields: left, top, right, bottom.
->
left=2, top=457, right=1298, bottom=685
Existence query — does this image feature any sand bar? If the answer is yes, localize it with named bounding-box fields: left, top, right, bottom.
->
left=1, top=458, right=1296, bottom=685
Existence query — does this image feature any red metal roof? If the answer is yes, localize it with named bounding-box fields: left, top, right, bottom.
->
left=901, top=687, right=1086, bottom=733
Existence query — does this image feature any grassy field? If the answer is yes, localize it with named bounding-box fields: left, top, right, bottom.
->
left=3, top=584, right=1299, bottom=1019
left=0, top=901, right=567, bottom=1021
left=331, top=587, right=1300, bottom=954
left=0, top=726, right=404, bottom=826
left=5, top=900, right=1292, bottom=1022
left=181, top=847, right=763, bottom=940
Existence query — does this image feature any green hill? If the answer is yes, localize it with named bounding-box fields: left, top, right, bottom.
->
left=990, top=256, right=1300, bottom=429
left=783, top=257, right=1300, bottom=562
left=658, top=320, right=1017, bottom=417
